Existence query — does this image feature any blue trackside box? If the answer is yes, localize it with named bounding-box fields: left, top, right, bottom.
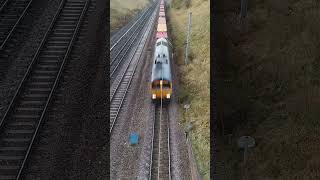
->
left=130, top=133, right=139, bottom=145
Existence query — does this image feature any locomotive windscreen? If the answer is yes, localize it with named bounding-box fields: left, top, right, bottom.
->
left=152, top=80, right=171, bottom=89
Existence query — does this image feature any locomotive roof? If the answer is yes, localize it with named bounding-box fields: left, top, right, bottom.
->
left=151, top=58, right=172, bottom=82
left=151, top=38, right=172, bottom=82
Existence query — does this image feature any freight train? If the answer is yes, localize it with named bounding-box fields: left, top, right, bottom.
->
left=151, top=0, right=173, bottom=102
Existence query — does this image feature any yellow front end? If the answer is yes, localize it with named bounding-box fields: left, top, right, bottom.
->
left=151, top=81, right=172, bottom=100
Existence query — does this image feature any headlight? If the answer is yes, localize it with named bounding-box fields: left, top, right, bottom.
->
left=166, top=94, right=171, bottom=99
left=152, top=94, right=156, bottom=99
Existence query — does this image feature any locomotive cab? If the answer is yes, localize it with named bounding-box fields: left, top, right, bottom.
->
left=151, top=79, right=172, bottom=100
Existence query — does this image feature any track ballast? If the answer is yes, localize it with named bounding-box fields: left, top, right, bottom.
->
left=149, top=103, right=171, bottom=180
left=110, top=3, right=156, bottom=79
left=110, top=2, right=157, bottom=133
left=0, top=0, right=89, bottom=179
left=0, top=0, right=33, bottom=49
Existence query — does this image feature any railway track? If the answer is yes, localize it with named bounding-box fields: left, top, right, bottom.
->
left=0, top=0, right=89, bottom=179
left=18, top=0, right=96, bottom=178
left=0, top=0, right=8, bottom=11
left=110, top=3, right=156, bottom=79
left=110, top=3, right=156, bottom=51
left=0, top=0, right=33, bottom=50
left=110, top=7, right=146, bottom=46
left=109, top=4, right=157, bottom=133
left=150, top=104, right=171, bottom=180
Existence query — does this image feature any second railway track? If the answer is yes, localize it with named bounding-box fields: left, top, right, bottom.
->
left=110, top=3, right=156, bottom=79
left=109, top=3, right=157, bottom=133
left=0, top=0, right=89, bottom=179
left=0, top=0, right=33, bottom=49
left=110, top=7, right=146, bottom=48
left=109, top=3, right=155, bottom=51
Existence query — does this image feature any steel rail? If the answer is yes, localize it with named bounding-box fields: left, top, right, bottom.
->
left=0, top=0, right=89, bottom=178
left=0, top=0, right=65, bottom=131
left=110, top=5, right=156, bottom=133
left=110, top=2, right=156, bottom=63
left=110, top=3, right=156, bottom=94
left=0, top=0, right=34, bottom=50
left=110, top=8, right=152, bottom=78
left=110, top=6, right=148, bottom=46
left=149, top=105, right=171, bottom=180
left=109, top=60, right=136, bottom=132
left=168, top=106, right=171, bottom=180
left=149, top=105, right=156, bottom=180
left=110, top=9, right=150, bottom=65
left=109, top=5, right=151, bottom=51
left=0, top=0, right=8, bottom=13
left=16, top=0, right=90, bottom=178
left=158, top=100, right=163, bottom=180
left=109, top=30, right=146, bottom=132
left=110, top=4, right=155, bottom=100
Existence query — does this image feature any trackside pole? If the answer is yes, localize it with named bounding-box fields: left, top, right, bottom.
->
left=158, top=80, right=163, bottom=179
left=185, top=11, right=192, bottom=65
left=240, top=0, right=248, bottom=18
left=158, top=67, right=163, bottom=179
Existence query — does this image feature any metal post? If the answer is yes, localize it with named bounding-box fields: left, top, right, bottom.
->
left=185, top=12, right=192, bottom=65
left=240, top=0, right=248, bottom=18
left=158, top=66, right=163, bottom=179
left=158, top=80, right=162, bottom=180
left=243, top=146, right=247, bottom=164
left=228, top=134, right=232, bottom=145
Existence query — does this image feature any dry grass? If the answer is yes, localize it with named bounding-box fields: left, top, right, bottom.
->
left=216, top=0, right=320, bottom=179
left=168, top=0, right=210, bottom=179
left=110, top=0, right=150, bottom=32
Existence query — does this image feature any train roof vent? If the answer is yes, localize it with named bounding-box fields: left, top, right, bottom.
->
left=155, top=57, right=163, bottom=64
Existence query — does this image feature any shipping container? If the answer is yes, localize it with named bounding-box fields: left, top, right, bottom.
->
left=159, top=11, right=165, bottom=17
left=158, top=17, right=166, bottom=24
left=157, top=23, right=167, bottom=32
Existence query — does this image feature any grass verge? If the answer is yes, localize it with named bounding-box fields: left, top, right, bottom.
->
left=216, top=0, right=320, bottom=179
left=110, top=0, right=150, bottom=32
left=168, top=0, right=210, bottom=179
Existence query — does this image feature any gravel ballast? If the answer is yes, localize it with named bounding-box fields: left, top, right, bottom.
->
left=0, top=0, right=61, bottom=119
left=21, top=0, right=108, bottom=178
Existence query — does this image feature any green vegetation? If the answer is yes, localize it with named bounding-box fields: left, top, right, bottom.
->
left=168, top=0, right=210, bottom=179
left=216, top=0, right=320, bottom=179
left=110, top=0, right=150, bottom=32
